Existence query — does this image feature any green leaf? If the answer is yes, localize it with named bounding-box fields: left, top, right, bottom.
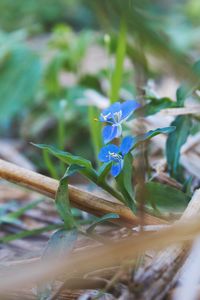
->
left=138, top=97, right=176, bottom=116
left=136, top=182, right=189, bottom=214
left=0, top=46, right=41, bottom=123
left=32, top=143, right=124, bottom=202
left=122, top=153, right=134, bottom=197
left=88, top=105, right=102, bottom=167
left=166, top=116, right=191, bottom=179
left=0, top=224, right=62, bottom=243
left=38, top=228, right=78, bottom=300
left=32, top=143, right=92, bottom=169
left=131, top=126, right=176, bottom=150
left=97, top=162, right=112, bottom=183
left=116, top=173, right=135, bottom=212
left=116, top=153, right=135, bottom=212
left=176, top=84, right=190, bottom=107
left=110, top=18, right=127, bottom=103
left=55, top=165, right=83, bottom=228
left=176, top=59, right=200, bottom=106
left=32, top=143, right=98, bottom=183
left=43, top=228, right=78, bottom=259
left=86, top=213, right=119, bottom=234
left=182, top=176, right=193, bottom=196
left=0, top=198, right=43, bottom=225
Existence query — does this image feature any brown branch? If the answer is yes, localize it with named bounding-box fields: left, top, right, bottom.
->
left=0, top=159, right=164, bottom=227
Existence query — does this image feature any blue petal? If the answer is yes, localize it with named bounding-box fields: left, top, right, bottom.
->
left=98, top=144, right=120, bottom=163
left=100, top=102, right=121, bottom=122
left=121, top=100, right=140, bottom=120
left=102, top=125, right=118, bottom=144
left=111, top=160, right=124, bottom=177
left=120, top=136, right=134, bottom=156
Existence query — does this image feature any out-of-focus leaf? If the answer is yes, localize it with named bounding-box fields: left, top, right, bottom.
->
left=182, top=176, right=193, bottom=197
left=176, top=59, right=200, bottom=106
left=38, top=228, right=78, bottom=300
left=166, top=116, right=191, bottom=179
left=110, top=18, right=127, bottom=103
left=86, top=213, right=119, bottom=234
left=90, top=0, right=192, bottom=78
left=0, top=224, right=62, bottom=243
left=0, top=46, right=41, bottom=123
left=136, top=182, right=189, bottom=213
left=0, top=198, right=43, bottom=225
left=139, top=97, right=176, bottom=116
left=42, top=228, right=78, bottom=259
left=79, top=74, right=102, bottom=91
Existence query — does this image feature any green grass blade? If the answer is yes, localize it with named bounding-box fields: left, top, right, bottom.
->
left=110, top=18, right=127, bottom=103
left=0, top=224, right=62, bottom=243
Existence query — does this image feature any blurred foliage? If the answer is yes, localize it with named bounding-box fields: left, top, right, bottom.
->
left=89, top=0, right=200, bottom=79
left=0, top=30, right=42, bottom=128
left=0, top=0, right=95, bottom=32
left=0, top=0, right=200, bottom=178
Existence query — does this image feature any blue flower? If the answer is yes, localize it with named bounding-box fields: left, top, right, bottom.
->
left=100, top=100, right=140, bottom=144
left=98, top=136, right=133, bottom=177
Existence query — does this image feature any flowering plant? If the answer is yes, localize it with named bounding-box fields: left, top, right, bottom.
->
left=33, top=99, right=175, bottom=213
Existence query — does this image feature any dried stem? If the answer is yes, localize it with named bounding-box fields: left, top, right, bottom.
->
left=131, top=188, right=200, bottom=300
left=0, top=159, right=164, bottom=227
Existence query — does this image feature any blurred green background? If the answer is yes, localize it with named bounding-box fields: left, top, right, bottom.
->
left=0, top=0, right=200, bottom=177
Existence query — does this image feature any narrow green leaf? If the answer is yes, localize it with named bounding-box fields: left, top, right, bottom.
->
left=110, top=18, right=127, bottom=103
left=131, top=126, right=176, bottom=150
left=138, top=97, right=176, bottom=116
left=122, top=153, right=134, bottom=198
left=116, top=154, right=135, bottom=212
left=166, top=116, right=191, bottom=179
left=63, top=164, right=85, bottom=177
left=97, top=162, right=112, bottom=183
left=55, top=165, right=83, bottom=229
left=136, top=182, right=189, bottom=214
left=86, top=213, right=119, bottom=234
left=88, top=105, right=102, bottom=166
left=182, top=176, right=193, bottom=196
left=176, top=84, right=190, bottom=107
left=32, top=143, right=98, bottom=183
left=176, top=59, right=200, bottom=106
left=0, top=198, right=44, bottom=225
left=32, top=143, right=92, bottom=169
left=32, top=144, right=124, bottom=202
left=147, top=98, right=175, bottom=115
left=0, top=224, right=62, bottom=243
left=116, top=173, right=135, bottom=212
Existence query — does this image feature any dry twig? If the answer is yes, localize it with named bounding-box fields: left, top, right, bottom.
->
left=131, top=188, right=200, bottom=300
left=0, top=158, right=164, bottom=226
